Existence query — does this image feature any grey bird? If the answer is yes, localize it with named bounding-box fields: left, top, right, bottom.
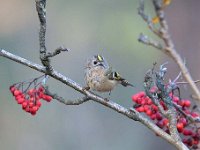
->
left=84, top=54, right=133, bottom=93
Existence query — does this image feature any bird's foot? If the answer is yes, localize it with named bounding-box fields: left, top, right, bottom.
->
left=104, top=98, right=109, bottom=101
left=83, top=86, right=90, bottom=91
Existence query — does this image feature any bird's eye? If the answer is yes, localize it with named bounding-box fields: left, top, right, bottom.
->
left=93, top=61, right=97, bottom=65
left=114, top=72, right=118, bottom=78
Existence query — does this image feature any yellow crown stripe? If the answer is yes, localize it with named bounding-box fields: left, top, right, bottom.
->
left=97, top=55, right=103, bottom=61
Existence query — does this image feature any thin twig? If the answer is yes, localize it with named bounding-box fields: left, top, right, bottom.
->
left=138, top=33, right=164, bottom=50
left=151, top=0, right=200, bottom=102
left=177, top=80, right=200, bottom=85
left=173, top=102, right=200, bottom=123
left=138, top=0, right=161, bottom=37
left=46, top=46, right=69, bottom=58
left=44, top=85, right=90, bottom=105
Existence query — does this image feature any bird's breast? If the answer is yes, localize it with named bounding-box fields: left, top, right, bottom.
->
left=85, top=68, right=118, bottom=92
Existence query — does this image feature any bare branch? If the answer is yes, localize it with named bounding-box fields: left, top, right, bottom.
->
left=150, top=0, right=200, bottom=101
left=166, top=107, right=182, bottom=143
left=1, top=48, right=188, bottom=149
left=0, top=49, right=46, bottom=73
left=148, top=93, right=167, bottom=116
left=44, top=85, right=90, bottom=105
left=173, top=102, right=200, bottom=123
left=138, top=33, right=164, bottom=50
left=35, top=0, right=47, bottom=54
left=156, top=64, right=182, bottom=142
left=138, top=0, right=161, bottom=37
left=46, top=46, right=69, bottom=58
left=177, top=80, right=200, bottom=85
left=35, top=0, right=53, bottom=71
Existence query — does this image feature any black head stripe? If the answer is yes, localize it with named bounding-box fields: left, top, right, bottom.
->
left=114, top=72, right=121, bottom=80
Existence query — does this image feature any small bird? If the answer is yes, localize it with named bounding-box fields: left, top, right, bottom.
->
left=84, top=54, right=133, bottom=94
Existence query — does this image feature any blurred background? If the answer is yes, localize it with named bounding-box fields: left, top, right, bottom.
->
left=0, top=0, right=200, bottom=150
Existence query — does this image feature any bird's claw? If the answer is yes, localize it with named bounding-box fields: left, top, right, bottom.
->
left=83, top=86, right=90, bottom=91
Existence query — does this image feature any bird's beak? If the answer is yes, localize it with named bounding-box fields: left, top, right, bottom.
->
left=84, top=64, right=89, bottom=69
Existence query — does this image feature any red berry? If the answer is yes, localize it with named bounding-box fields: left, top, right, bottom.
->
left=156, top=121, right=164, bottom=129
left=160, top=101, right=167, bottom=110
left=162, top=118, right=169, bottom=126
left=38, top=86, right=45, bottom=93
left=147, top=98, right=153, bottom=105
left=184, top=109, right=191, bottom=115
left=36, top=100, right=42, bottom=107
left=29, top=102, right=34, bottom=108
left=132, top=94, right=139, bottom=102
left=42, top=95, right=52, bottom=102
left=164, top=129, right=170, bottom=134
left=38, top=91, right=44, bottom=98
left=141, top=99, right=146, bottom=105
left=10, top=86, right=16, bottom=93
left=143, top=105, right=150, bottom=112
left=14, top=90, right=21, bottom=96
left=156, top=113, right=163, bottom=121
left=22, top=101, right=28, bottom=109
left=183, top=129, right=193, bottom=136
left=17, top=97, right=24, bottom=104
left=191, top=112, right=199, bottom=118
left=15, top=95, right=22, bottom=101
left=183, top=100, right=191, bottom=107
left=150, top=86, right=157, bottom=93
left=146, top=109, right=152, bottom=116
left=35, top=95, right=40, bottom=101
left=178, top=100, right=185, bottom=107
left=31, top=111, right=36, bottom=116
left=136, top=106, right=145, bottom=112
left=28, top=89, right=36, bottom=95
left=183, top=138, right=188, bottom=144
left=29, top=97, right=34, bottom=102
left=179, top=118, right=187, bottom=126
left=193, top=139, right=199, bottom=145
left=172, top=96, right=179, bottom=103
left=32, top=106, right=38, bottom=112
left=138, top=91, right=145, bottom=98
left=137, top=98, right=142, bottom=104
left=177, top=122, right=184, bottom=133
left=187, top=139, right=193, bottom=147
left=25, top=107, right=30, bottom=113
left=150, top=114, right=156, bottom=120
left=151, top=105, right=158, bottom=112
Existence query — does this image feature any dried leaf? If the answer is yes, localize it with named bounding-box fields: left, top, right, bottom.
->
left=152, top=16, right=159, bottom=24
left=163, top=0, right=171, bottom=6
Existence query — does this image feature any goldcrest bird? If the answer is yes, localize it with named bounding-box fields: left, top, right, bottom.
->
left=84, top=54, right=133, bottom=93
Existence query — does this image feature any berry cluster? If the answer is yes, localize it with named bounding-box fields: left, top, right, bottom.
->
left=10, top=84, right=52, bottom=116
left=132, top=91, right=200, bottom=149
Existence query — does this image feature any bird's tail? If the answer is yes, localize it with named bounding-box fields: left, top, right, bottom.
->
left=107, top=71, right=134, bottom=87
left=121, top=79, right=134, bottom=87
